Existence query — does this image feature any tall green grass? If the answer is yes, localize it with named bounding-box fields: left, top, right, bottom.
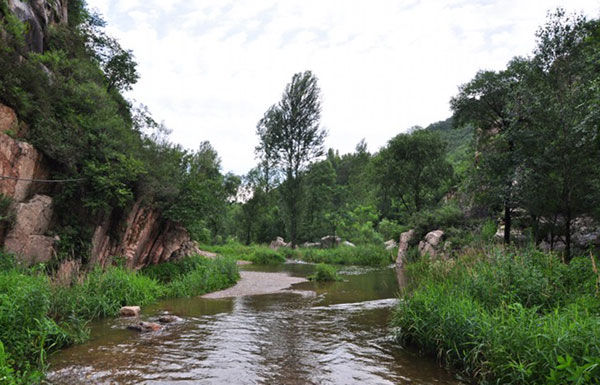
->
left=393, top=248, right=600, bottom=384
left=0, top=253, right=240, bottom=384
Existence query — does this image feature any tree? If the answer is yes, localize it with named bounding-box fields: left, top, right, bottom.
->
left=256, top=71, right=327, bottom=247
left=374, top=129, right=452, bottom=218
left=518, top=10, right=600, bottom=259
left=450, top=65, right=524, bottom=244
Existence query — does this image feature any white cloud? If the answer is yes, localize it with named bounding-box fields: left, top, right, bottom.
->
left=87, top=0, right=600, bottom=174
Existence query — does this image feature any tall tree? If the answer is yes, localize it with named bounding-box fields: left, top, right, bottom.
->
left=450, top=65, right=523, bottom=244
left=374, top=129, right=452, bottom=218
left=256, top=71, right=326, bottom=247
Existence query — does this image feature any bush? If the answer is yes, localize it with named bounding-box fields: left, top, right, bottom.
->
left=378, top=219, right=408, bottom=242
left=248, top=248, right=286, bottom=265
left=309, top=264, right=341, bottom=281
left=300, top=245, right=391, bottom=266
left=393, top=249, right=600, bottom=384
left=408, top=203, right=465, bottom=239
left=163, top=257, right=239, bottom=298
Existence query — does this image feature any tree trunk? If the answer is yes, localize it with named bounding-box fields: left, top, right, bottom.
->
left=565, top=207, right=572, bottom=262
left=504, top=202, right=511, bottom=245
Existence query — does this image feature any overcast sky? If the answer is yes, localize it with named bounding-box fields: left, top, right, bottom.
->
left=86, top=0, right=599, bottom=175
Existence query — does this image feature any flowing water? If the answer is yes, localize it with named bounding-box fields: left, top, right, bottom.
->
left=47, top=263, right=459, bottom=385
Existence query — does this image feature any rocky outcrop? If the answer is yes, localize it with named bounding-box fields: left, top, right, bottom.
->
left=0, top=102, right=202, bottom=269
left=90, top=200, right=192, bottom=269
left=7, top=0, right=68, bottom=53
left=320, top=235, right=341, bottom=248
left=269, top=236, right=290, bottom=250
left=396, top=229, right=415, bottom=266
left=384, top=239, right=398, bottom=250
left=419, top=230, right=445, bottom=258
left=0, top=105, right=50, bottom=202
left=4, top=194, right=55, bottom=264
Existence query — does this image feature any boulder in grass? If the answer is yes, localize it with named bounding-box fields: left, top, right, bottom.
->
left=120, top=306, right=141, bottom=317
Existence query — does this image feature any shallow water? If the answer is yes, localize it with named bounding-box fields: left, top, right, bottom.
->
left=47, top=263, right=459, bottom=385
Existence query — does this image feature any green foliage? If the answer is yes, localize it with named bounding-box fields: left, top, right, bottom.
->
left=300, top=245, right=391, bottom=266
left=256, top=71, right=326, bottom=247
left=337, top=205, right=383, bottom=245
left=247, top=248, right=286, bottom=265
left=0, top=270, right=78, bottom=376
left=374, top=128, right=453, bottom=217
left=309, top=263, right=341, bottom=281
left=378, top=218, right=408, bottom=242
left=51, top=266, right=163, bottom=320
left=393, top=249, right=600, bottom=384
left=161, top=257, right=239, bottom=298
left=407, top=203, right=464, bottom=239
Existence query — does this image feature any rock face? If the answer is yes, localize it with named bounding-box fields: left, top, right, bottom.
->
left=396, top=229, right=415, bottom=266
left=90, top=199, right=192, bottom=269
left=4, top=194, right=55, bottom=264
left=419, top=230, right=445, bottom=258
left=7, top=0, right=68, bottom=53
left=0, top=105, right=50, bottom=202
left=0, top=103, right=199, bottom=268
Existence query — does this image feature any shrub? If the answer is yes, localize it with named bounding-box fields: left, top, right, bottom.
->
left=300, top=245, right=391, bottom=266
left=408, top=203, right=464, bottom=239
left=248, top=248, right=285, bottom=264
left=309, top=264, right=341, bottom=281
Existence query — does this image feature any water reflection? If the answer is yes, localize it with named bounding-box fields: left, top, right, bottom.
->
left=47, top=265, right=458, bottom=385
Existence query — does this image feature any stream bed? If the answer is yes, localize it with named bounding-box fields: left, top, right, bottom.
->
left=47, top=263, right=459, bottom=385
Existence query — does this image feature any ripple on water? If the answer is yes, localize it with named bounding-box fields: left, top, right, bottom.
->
left=47, top=266, right=459, bottom=385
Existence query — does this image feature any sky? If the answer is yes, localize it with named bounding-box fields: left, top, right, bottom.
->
left=86, top=0, right=600, bottom=175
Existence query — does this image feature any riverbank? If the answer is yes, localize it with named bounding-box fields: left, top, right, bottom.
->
left=0, top=253, right=239, bottom=384
left=201, top=241, right=396, bottom=266
left=392, top=247, right=600, bottom=384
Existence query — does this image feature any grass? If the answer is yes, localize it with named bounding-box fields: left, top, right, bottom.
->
left=308, top=263, right=342, bottom=281
left=300, top=245, right=393, bottom=266
left=0, top=252, right=239, bottom=384
left=392, top=248, right=600, bottom=384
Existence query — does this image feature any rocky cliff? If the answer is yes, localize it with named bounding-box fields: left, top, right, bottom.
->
left=6, top=0, right=68, bottom=53
left=0, top=102, right=198, bottom=268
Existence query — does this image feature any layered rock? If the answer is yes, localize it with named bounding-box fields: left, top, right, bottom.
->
left=90, top=200, right=192, bottom=269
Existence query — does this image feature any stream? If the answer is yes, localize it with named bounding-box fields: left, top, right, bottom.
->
left=47, top=263, right=459, bottom=385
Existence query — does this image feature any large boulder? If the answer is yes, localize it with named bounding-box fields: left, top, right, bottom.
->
left=320, top=235, right=341, bottom=248
left=418, top=230, right=445, bottom=258
left=341, top=240, right=355, bottom=248
left=269, top=236, right=290, bottom=250
left=572, top=216, right=600, bottom=249
left=396, top=229, right=415, bottom=266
